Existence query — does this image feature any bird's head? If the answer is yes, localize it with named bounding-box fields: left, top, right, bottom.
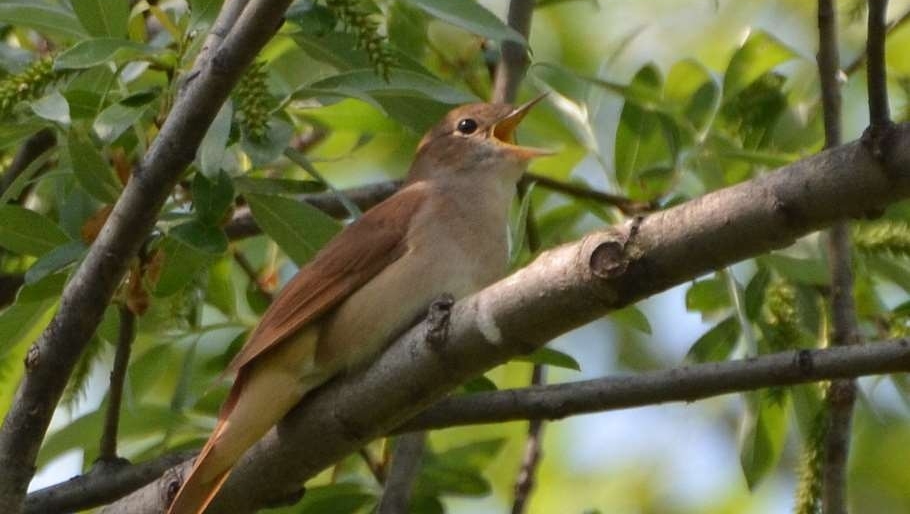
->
left=408, top=95, right=551, bottom=183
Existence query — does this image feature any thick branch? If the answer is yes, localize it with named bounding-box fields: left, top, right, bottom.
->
left=105, top=125, right=910, bottom=514
left=0, top=0, right=293, bottom=510
left=24, top=452, right=193, bottom=514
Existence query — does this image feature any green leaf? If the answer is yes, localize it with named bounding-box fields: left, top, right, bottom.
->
left=17, top=273, right=67, bottom=303
left=72, top=0, right=128, bottom=38
left=189, top=0, right=224, bottom=28
left=460, top=375, right=497, bottom=393
left=0, top=205, right=69, bottom=256
left=30, top=91, right=71, bottom=126
left=0, top=120, right=48, bottom=151
left=515, top=347, right=581, bottom=371
left=246, top=193, right=342, bottom=265
left=402, top=0, right=525, bottom=44
left=0, top=2, right=87, bottom=41
left=389, top=1, right=429, bottom=52
left=198, top=101, right=233, bottom=179
left=0, top=298, right=56, bottom=414
left=686, top=316, right=740, bottom=363
left=232, top=176, right=325, bottom=196
left=609, top=305, right=652, bottom=334
left=38, top=403, right=182, bottom=467
left=241, top=115, right=294, bottom=166
left=434, top=438, right=506, bottom=469
left=614, top=65, right=673, bottom=190
left=24, top=241, right=86, bottom=285
left=93, top=101, right=148, bottom=143
left=510, top=182, right=536, bottom=264
left=55, top=38, right=156, bottom=70
left=193, top=171, right=235, bottom=227
left=723, top=31, right=796, bottom=100
left=206, top=256, right=236, bottom=316
left=0, top=297, right=54, bottom=357
left=744, top=266, right=771, bottom=321
left=739, top=390, right=789, bottom=489
left=685, top=277, right=730, bottom=316
left=293, top=69, right=476, bottom=107
left=665, top=59, right=718, bottom=132
left=170, top=220, right=229, bottom=255
left=295, top=484, right=375, bottom=514
left=67, top=129, right=122, bottom=203
left=761, top=254, right=830, bottom=286
left=153, top=232, right=220, bottom=297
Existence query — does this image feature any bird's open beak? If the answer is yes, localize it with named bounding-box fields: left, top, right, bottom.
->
left=491, top=93, right=554, bottom=160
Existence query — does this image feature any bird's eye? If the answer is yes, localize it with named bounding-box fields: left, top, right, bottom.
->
left=456, top=118, right=478, bottom=134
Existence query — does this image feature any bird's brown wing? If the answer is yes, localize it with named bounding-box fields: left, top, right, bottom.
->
left=226, top=182, right=428, bottom=374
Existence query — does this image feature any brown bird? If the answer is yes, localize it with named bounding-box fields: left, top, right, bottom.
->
left=166, top=96, right=550, bottom=514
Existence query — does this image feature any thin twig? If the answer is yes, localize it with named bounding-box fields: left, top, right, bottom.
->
left=844, top=7, right=910, bottom=76
left=376, top=432, right=426, bottom=514
left=816, top=2, right=857, bottom=512
left=232, top=250, right=273, bottom=303
left=867, top=0, right=891, bottom=128
left=492, top=0, right=534, bottom=104
left=99, top=307, right=137, bottom=462
left=511, top=365, right=545, bottom=514
left=523, top=172, right=653, bottom=215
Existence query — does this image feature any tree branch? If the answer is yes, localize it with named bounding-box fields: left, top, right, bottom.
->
left=491, top=0, right=534, bottom=104
left=843, top=7, right=910, bottom=76
left=104, top=124, right=910, bottom=514
left=523, top=172, right=653, bottom=215
left=399, top=340, right=910, bottom=431
left=23, top=451, right=194, bottom=514
left=98, top=307, right=137, bottom=462
left=376, top=432, right=426, bottom=514
left=510, top=365, right=545, bottom=514
left=0, top=0, right=293, bottom=510
left=866, top=0, right=891, bottom=129
left=816, top=2, right=856, bottom=512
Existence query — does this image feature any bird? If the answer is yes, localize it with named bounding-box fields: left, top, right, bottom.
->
left=166, top=96, right=551, bottom=514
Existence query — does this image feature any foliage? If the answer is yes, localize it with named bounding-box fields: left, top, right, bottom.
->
left=0, top=0, right=909, bottom=513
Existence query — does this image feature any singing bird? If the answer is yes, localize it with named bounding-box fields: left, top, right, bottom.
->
left=167, top=97, right=550, bottom=514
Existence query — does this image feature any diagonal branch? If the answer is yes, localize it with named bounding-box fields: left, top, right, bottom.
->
left=104, top=124, right=910, bottom=514
left=0, top=0, right=294, bottom=511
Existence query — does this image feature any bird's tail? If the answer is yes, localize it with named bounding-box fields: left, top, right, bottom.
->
left=167, top=327, right=323, bottom=514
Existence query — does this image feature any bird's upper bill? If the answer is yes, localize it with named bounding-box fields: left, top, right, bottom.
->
left=491, top=94, right=554, bottom=160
